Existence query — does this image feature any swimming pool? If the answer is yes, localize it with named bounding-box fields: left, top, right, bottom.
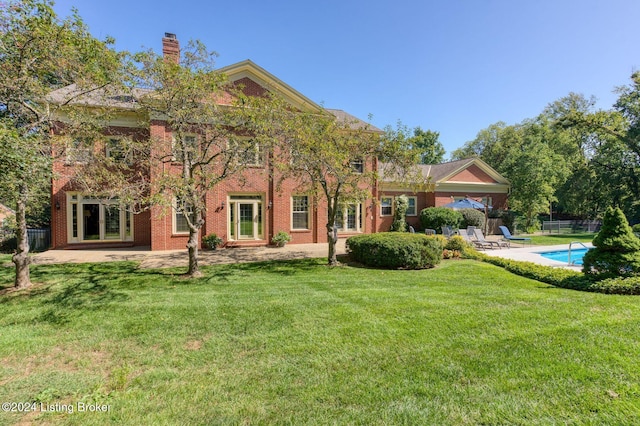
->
left=538, top=248, right=590, bottom=265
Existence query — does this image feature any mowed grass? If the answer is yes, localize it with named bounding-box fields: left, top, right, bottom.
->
left=528, top=232, right=595, bottom=246
left=1, top=257, right=639, bottom=425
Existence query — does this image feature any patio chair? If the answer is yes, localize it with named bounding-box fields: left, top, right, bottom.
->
left=460, top=230, right=494, bottom=250
left=424, top=228, right=436, bottom=236
left=409, top=226, right=415, bottom=233
left=473, top=228, right=509, bottom=249
left=498, top=226, right=532, bottom=246
left=441, top=225, right=454, bottom=238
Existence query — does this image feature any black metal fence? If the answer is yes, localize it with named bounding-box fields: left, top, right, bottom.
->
left=27, top=228, right=50, bottom=252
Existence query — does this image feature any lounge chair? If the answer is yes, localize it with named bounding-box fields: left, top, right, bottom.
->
left=424, top=228, right=436, bottom=235
left=473, top=228, right=509, bottom=249
left=460, top=230, right=494, bottom=250
left=441, top=225, right=455, bottom=238
left=498, top=226, right=532, bottom=246
left=409, top=226, right=415, bottom=233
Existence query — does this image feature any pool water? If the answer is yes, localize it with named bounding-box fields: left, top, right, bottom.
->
left=539, top=248, right=590, bottom=265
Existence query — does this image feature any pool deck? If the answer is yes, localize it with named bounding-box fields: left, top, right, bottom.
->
left=481, top=242, right=593, bottom=270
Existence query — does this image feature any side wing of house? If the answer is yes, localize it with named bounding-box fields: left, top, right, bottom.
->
left=377, top=158, right=510, bottom=232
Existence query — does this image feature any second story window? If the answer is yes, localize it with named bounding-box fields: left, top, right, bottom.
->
left=351, top=159, right=364, bottom=174
left=66, top=138, right=92, bottom=164
left=231, top=138, right=264, bottom=167
left=106, top=138, right=126, bottom=162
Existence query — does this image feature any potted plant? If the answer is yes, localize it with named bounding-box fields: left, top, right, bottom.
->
left=271, top=231, right=292, bottom=247
left=202, top=233, right=223, bottom=250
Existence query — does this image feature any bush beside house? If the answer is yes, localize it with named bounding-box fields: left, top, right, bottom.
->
left=346, top=233, right=443, bottom=269
left=420, top=207, right=462, bottom=232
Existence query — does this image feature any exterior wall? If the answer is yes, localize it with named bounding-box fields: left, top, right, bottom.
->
left=448, top=164, right=497, bottom=183
left=434, top=191, right=508, bottom=210
left=51, top=126, right=151, bottom=249
left=376, top=191, right=429, bottom=232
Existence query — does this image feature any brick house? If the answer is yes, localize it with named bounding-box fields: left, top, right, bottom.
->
left=50, top=34, right=509, bottom=251
left=376, top=158, right=510, bottom=232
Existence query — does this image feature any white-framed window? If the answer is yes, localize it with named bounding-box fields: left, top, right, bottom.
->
left=482, top=196, right=493, bottom=208
left=67, top=193, right=133, bottom=242
left=106, top=138, right=126, bottom=162
left=351, top=159, right=364, bottom=174
left=406, top=196, right=417, bottom=216
left=172, top=134, right=197, bottom=163
left=335, top=203, right=363, bottom=232
left=173, top=198, right=194, bottom=234
left=66, top=138, right=92, bottom=163
left=380, top=197, right=393, bottom=216
left=230, top=137, right=264, bottom=167
left=291, top=195, right=310, bottom=230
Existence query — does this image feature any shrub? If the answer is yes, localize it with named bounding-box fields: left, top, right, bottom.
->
left=346, top=233, right=443, bottom=269
left=445, top=235, right=469, bottom=251
left=633, top=223, right=640, bottom=234
left=583, top=207, right=640, bottom=279
left=272, top=231, right=292, bottom=247
left=419, top=207, right=462, bottom=233
left=461, top=244, right=640, bottom=295
left=459, top=208, right=485, bottom=229
left=390, top=195, right=408, bottom=232
left=202, top=233, right=223, bottom=249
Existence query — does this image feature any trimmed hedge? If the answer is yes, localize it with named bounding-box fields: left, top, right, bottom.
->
left=346, top=233, right=443, bottom=269
left=463, top=247, right=640, bottom=295
left=419, top=207, right=462, bottom=233
left=459, top=208, right=485, bottom=229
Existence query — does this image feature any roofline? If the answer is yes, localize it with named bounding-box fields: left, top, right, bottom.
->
left=219, top=59, right=325, bottom=113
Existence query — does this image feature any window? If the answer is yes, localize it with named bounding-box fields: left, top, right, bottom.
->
left=174, top=198, right=194, bottom=234
left=231, top=138, right=264, bottom=166
left=292, top=196, right=310, bottom=230
left=66, top=138, right=92, bottom=163
left=381, top=197, right=393, bottom=216
left=351, top=159, right=364, bottom=173
left=106, top=138, right=126, bottom=162
left=406, top=196, right=417, bottom=216
left=334, top=203, right=363, bottom=232
left=173, top=135, right=197, bottom=163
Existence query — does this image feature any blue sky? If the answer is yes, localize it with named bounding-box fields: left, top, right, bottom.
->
left=53, top=0, right=640, bottom=156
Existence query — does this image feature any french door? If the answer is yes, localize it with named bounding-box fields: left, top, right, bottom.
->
left=229, top=196, right=263, bottom=240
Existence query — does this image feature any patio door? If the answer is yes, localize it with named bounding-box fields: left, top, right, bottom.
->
left=228, top=195, right=263, bottom=240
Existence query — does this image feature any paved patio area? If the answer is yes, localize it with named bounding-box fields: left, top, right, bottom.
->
left=31, top=240, right=348, bottom=269
left=29, top=239, right=589, bottom=270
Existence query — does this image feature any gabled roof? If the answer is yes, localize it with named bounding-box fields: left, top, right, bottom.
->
left=220, top=60, right=325, bottom=113
left=379, top=157, right=510, bottom=192
left=326, top=109, right=382, bottom=132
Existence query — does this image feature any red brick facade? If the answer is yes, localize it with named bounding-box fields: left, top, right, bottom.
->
left=49, top=38, right=509, bottom=250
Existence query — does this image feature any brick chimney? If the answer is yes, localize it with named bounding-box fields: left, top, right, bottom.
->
left=162, top=32, right=180, bottom=64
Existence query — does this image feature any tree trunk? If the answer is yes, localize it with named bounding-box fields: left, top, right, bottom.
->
left=326, top=223, right=338, bottom=266
left=186, top=229, right=201, bottom=277
left=186, top=227, right=202, bottom=277
left=12, top=186, right=32, bottom=289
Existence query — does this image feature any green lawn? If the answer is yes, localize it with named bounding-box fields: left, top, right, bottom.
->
left=1, top=258, right=639, bottom=425
left=528, top=232, right=595, bottom=245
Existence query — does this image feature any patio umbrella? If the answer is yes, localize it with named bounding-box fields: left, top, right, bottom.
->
left=443, top=198, right=491, bottom=210
left=444, top=198, right=492, bottom=235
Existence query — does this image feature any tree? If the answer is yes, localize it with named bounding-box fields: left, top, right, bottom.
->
left=390, top=194, right=408, bottom=232
left=383, top=122, right=445, bottom=164
left=582, top=207, right=640, bottom=279
left=276, top=110, right=418, bottom=265
left=76, top=40, right=274, bottom=278
left=0, top=0, right=120, bottom=288
left=409, top=127, right=445, bottom=164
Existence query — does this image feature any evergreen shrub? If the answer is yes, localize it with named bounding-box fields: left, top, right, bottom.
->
left=346, top=233, right=443, bottom=269
left=583, top=207, right=640, bottom=279
left=419, top=207, right=462, bottom=233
